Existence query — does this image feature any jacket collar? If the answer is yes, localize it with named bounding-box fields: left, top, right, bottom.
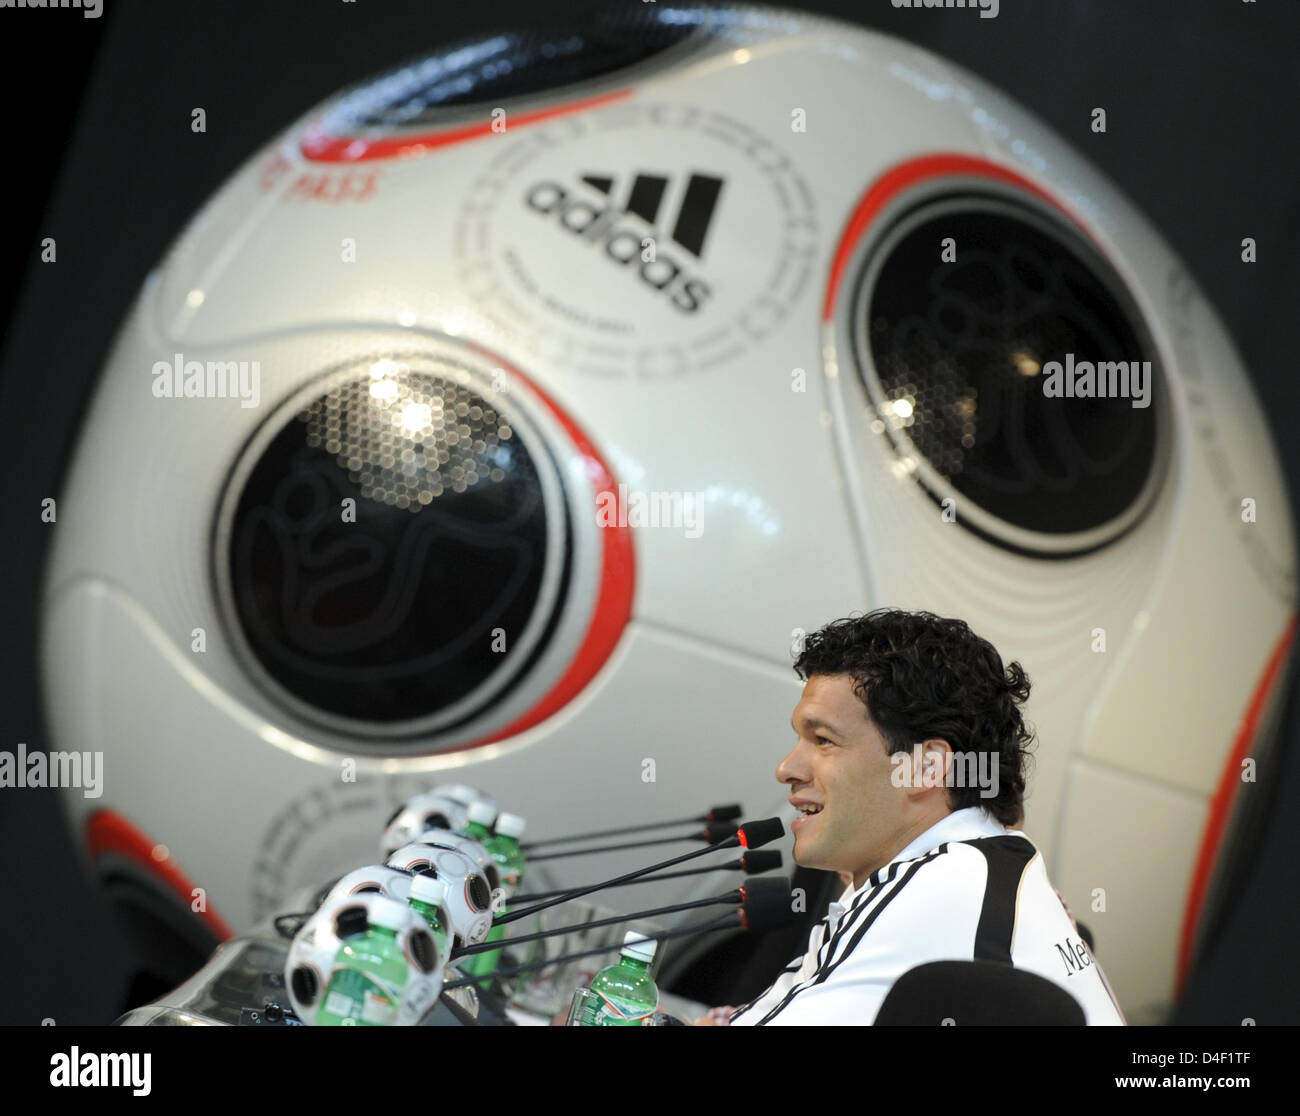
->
left=834, top=807, right=1012, bottom=909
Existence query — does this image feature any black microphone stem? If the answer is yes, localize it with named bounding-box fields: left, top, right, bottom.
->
left=511, top=859, right=741, bottom=903
left=521, top=815, right=710, bottom=850
left=453, top=890, right=742, bottom=959
left=525, top=831, right=712, bottom=862
left=496, top=833, right=741, bottom=926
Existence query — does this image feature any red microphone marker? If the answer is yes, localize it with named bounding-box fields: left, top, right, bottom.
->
left=735, top=817, right=785, bottom=850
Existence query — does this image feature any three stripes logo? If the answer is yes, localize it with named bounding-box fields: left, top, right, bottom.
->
left=579, top=172, right=725, bottom=258
left=524, top=170, right=725, bottom=314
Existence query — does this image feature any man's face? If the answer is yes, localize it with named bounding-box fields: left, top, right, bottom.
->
left=776, top=673, right=909, bottom=888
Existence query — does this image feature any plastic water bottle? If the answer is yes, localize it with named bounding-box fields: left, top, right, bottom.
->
left=488, top=812, right=527, bottom=893
left=577, top=933, right=660, bottom=1026
left=461, top=799, right=496, bottom=846
left=407, top=873, right=451, bottom=963
left=461, top=810, right=528, bottom=988
left=316, top=895, right=411, bottom=1026
left=458, top=800, right=503, bottom=987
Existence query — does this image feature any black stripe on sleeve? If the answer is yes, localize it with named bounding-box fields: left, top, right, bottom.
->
left=748, top=877, right=893, bottom=1026
left=729, top=954, right=803, bottom=1020
left=968, top=835, right=1038, bottom=965
left=817, top=860, right=901, bottom=968
left=810, top=846, right=949, bottom=989
left=729, top=914, right=832, bottom=1021
left=753, top=847, right=950, bottom=1025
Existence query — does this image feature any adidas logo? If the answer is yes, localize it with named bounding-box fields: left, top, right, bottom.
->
left=524, top=170, right=725, bottom=314
left=578, top=172, right=725, bottom=259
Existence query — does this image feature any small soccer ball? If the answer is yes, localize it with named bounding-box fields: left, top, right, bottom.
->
left=385, top=842, right=495, bottom=948
left=286, top=891, right=443, bottom=1026
left=379, top=792, right=472, bottom=859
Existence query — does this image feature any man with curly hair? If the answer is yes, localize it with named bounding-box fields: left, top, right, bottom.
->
left=718, top=608, right=1125, bottom=1026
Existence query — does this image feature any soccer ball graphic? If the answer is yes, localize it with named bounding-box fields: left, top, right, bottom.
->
left=384, top=843, right=495, bottom=949
left=313, top=864, right=417, bottom=910
left=41, top=4, right=1295, bottom=1021
left=378, top=790, right=473, bottom=856
left=285, top=891, right=442, bottom=1026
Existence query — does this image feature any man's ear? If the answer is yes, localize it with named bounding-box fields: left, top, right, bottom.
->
left=911, top=738, right=953, bottom=800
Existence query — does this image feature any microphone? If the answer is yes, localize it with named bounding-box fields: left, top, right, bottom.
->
left=521, top=804, right=743, bottom=850
left=523, top=821, right=740, bottom=863
left=510, top=849, right=783, bottom=904
left=734, top=818, right=784, bottom=849
left=451, top=878, right=792, bottom=959
left=441, top=882, right=800, bottom=990
left=494, top=816, right=785, bottom=927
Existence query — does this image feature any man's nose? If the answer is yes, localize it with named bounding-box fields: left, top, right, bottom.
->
left=776, top=740, right=808, bottom=785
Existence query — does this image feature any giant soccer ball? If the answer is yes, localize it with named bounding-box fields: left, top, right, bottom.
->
left=42, top=4, right=1295, bottom=1021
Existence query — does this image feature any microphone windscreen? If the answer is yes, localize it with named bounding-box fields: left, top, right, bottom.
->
left=735, top=817, right=784, bottom=849
left=739, top=849, right=782, bottom=874
left=706, top=804, right=743, bottom=823
left=739, top=876, right=790, bottom=902
left=738, top=875, right=798, bottom=934
left=704, top=820, right=741, bottom=843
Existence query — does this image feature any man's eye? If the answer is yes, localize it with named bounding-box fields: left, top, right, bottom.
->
left=816, top=736, right=833, bottom=746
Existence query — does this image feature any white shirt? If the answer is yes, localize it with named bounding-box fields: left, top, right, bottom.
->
left=729, top=807, right=1125, bottom=1026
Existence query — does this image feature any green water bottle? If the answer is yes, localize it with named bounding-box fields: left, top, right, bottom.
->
left=460, top=800, right=505, bottom=987
left=461, top=799, right=496, bottom=845
left=487, top=812, right=527, bottom=894
left=461, top=810, right=528, bottom=988
left=578, top=933, right=660, bottom=1026
left=407, top=873, right=451, bottom=964
left=316, top=895, right=411, bottom=1026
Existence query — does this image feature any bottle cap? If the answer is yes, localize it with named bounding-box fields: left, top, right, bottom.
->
left=409, top=873, right=449, bottom=906
left=467, top=800, right=497, bottom=827
left=369, top=894, right=410, bottom=932
left=621, top=931, right=657, bottom=963
left=495, top=812, right=526, bottom=839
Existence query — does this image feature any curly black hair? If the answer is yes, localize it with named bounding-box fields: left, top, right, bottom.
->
left=792, top=609, right=1034, bottom=826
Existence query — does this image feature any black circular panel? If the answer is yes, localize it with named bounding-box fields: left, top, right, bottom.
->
left=291, top=966, right=319, bottom=1005
left=467, top=874, right=492, bottom=912
left=855, top=199, right=1162, bottom=548
left=225, top=360, right=552, bottom=726
left=409, top=929, right=437, bottom=974
left=325, top=7, right=703, bottom=130
left=334, top=906, right=370, bottom=940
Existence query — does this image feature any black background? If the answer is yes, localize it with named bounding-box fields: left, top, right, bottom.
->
left=1, top=0, right=1298, bottom=1025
